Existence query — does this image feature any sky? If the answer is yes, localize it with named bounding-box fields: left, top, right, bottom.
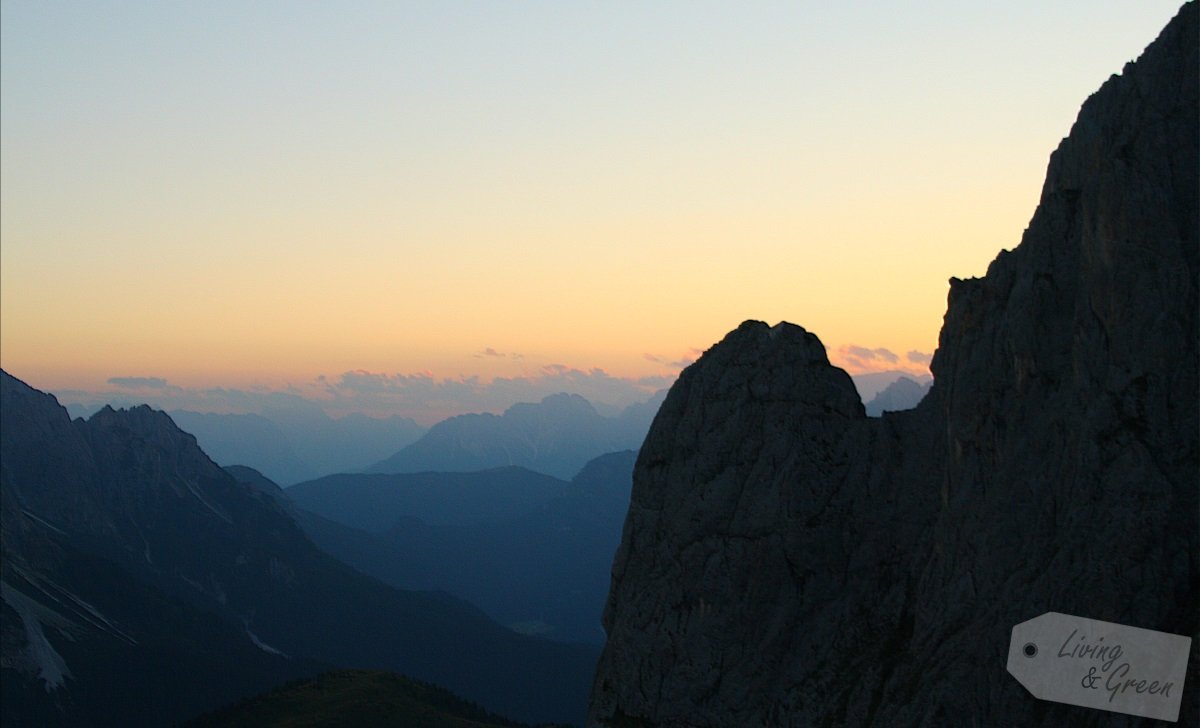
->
left=0, top=1, right=1185, bottom=421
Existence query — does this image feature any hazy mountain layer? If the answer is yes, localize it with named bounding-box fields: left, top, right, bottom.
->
left=367, top=392, right=664, bottom=479
left=591, top=5, right=1198, bottom=726
left=287, top=467, right=569, bottom=532
left=169, top=408, right=425, bottom=485
left=863, top=375, right=931, bottom=416
left=277, top=452, right=636, bottom=644
left=846, top=370, right=931, bottom=402
left=0, top=371, right=597, bottom=726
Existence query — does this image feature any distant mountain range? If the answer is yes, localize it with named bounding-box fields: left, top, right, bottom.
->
left=168, top=408, right=425, bottom=486
left=848, top=370, right=932, bottom=402
left=69, top=377, right=920, bottom=486
left=367, top=392, right=664, bottom=480
left=863, top=375, right=932, bottom=416
left=279, top=451, right=636, bottom=644
left=0, top=370, right=596, bottom=727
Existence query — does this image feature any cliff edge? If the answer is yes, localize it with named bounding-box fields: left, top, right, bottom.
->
left=590, top=4, right=1198, bottom=726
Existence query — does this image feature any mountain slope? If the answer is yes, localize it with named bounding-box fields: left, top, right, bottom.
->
left=591, top=5, right=1198, bottom=726
left=1, top=526, right=321, bottom=728
left=1, top=371, right=598, bottom=727
left=282, top=452, right=636, bottom=644
left=1, top=377, right=321, bottom=727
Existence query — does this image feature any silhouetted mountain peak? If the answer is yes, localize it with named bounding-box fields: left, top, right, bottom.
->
left=863, top=375, right=931, bottom=416
left=592, top=5, right=1198, bottom=725
left=367, top=391, right=660, bottom=479
left=507, top=392, right=597, bottom=418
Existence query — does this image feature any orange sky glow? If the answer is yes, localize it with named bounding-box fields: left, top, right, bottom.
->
left=1, top=2, right=1183, bottom=417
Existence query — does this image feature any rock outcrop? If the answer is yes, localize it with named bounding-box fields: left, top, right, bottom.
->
left=590, top=4, right=1198, bottom=726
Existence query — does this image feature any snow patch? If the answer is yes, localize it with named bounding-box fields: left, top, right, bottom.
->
left=10, top=566, right=137, bottom=646
left=1, top=581, right=72, bottom=690
left=182, top=476, right=233, bottom=524
left=244, top=627, right=287, bottom=657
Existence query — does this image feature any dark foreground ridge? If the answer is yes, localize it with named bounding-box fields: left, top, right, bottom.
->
left=184, top=669, right=550, bottom=728
left=590, top=4, right=1198, bottom=726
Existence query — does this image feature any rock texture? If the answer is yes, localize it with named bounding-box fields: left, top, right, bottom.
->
left=590, top=5, right=1198, bottom=726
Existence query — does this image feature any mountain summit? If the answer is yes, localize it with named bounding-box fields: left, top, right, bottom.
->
left=367, top=391, right=662, bottom=479
left=591, top=4, right=1197, bottom=726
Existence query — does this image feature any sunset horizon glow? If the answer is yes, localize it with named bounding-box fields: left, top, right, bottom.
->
left=1, top=1, right=1184, bottom=420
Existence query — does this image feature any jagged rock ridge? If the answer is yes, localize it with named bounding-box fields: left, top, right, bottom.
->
left=0, top=372, right=598, bottom=726
left=590, top=5, right=1197, bottom=726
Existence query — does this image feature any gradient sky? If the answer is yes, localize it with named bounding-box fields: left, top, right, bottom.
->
left=0, top=1, right=1184, bottom=418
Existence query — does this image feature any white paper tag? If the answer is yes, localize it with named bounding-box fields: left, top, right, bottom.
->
left=1008, top=612, right=1191, bottom=722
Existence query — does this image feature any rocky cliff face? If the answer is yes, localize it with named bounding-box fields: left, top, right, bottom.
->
left=590, top=4, right=1198, bottom=726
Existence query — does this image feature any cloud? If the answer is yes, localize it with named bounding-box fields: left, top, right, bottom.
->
left=56, top=356, right=682, bottom=427
left=473, top=347, right=523, bottom=360
left=51, top=339, right=932, bottom=428
left=843, top=346, right=898, bottom=364
left=107, top=376, right=172, bottom=389
left=643, top=352, right=696, bottom=369
left=874, top=348, right=899, bottom=364
left=833, top=344, right=925, bottom=375
left=55, top=381, right=328, bottom=423
left=636, top=375, right=676, bottom=388
left=327, top=370, right=436, bottom=396
left=312, top=365, right=669, bottom=424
